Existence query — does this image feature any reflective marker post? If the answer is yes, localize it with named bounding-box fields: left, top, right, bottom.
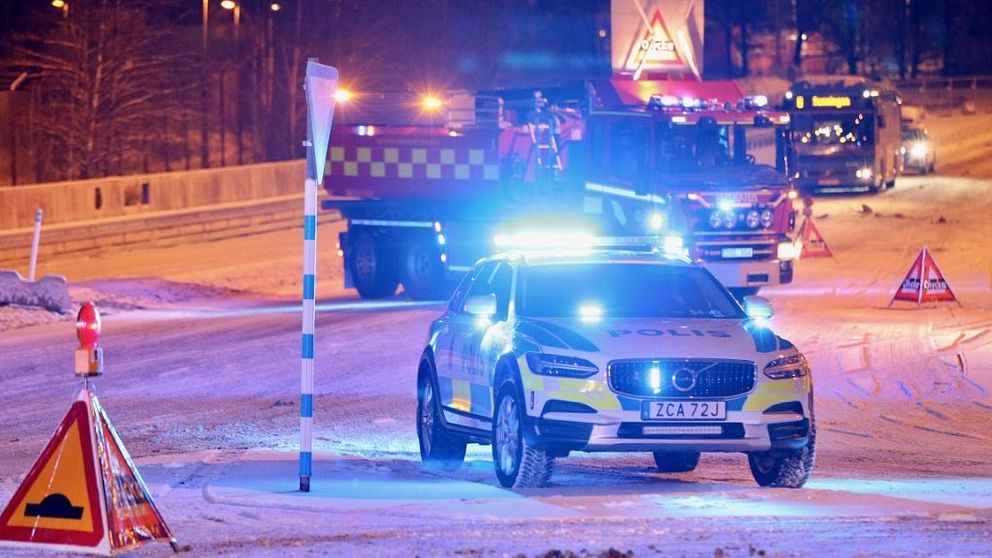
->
left=299, top=60, right=338, bottom=493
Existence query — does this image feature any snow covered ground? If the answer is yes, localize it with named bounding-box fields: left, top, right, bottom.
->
left=1, top=120, right=991, bottom=556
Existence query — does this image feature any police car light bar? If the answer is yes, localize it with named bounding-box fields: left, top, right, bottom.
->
left=493, top=230, right=688, bottom=259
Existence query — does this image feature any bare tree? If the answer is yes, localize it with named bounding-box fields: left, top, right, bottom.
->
left=6, top=0, right=192, bottom=182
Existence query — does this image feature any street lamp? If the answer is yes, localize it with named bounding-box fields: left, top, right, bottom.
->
left=51, top=0, right=69, bottom=17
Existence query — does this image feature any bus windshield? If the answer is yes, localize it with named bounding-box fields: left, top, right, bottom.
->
left=792, top=113, right=872, bottom=148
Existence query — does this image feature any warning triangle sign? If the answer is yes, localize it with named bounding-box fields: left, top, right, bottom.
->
left=91, top=394, right=175, bottom=552
left=889, top=247, right=960, bottom=307
left=799, top=218, right=835, bottom=259
left=623, top=9, right=684, bottom=80
left=0, top=392, right=108, bottom=554
left=0, top=387, right=177, bottom=555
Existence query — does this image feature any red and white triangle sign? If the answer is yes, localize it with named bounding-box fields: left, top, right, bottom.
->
left=889, top=246, right=960, bottom=306
left=799, top=218, right=834, bottom=259
left=623, top=9, right=685, bottom=79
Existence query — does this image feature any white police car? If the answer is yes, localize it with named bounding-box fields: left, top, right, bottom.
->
left=416, top=247, right=815, bottom=488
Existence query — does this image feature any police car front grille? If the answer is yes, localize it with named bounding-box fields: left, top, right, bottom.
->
left=608, top=359, right=756, bottom=398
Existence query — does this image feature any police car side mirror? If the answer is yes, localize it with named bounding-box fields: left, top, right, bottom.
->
left=464, top=293, right=497, bottom=317
left=743, top=296, right=774, bottom=320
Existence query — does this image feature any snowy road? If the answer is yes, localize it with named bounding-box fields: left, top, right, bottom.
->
left=1, top=175, right=991, bottom=556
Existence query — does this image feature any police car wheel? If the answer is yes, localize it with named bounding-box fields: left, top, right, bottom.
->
left=652, top=451, right=700, bottom=473
left=747, top=423, right=816, bottom=488
left=417, top=376, right=466, bottom=469
left=402, top=241, right=445, bottom=301
left=352, top=233, right=398, bottom=299
left=493, top=385, right=554, bottom=488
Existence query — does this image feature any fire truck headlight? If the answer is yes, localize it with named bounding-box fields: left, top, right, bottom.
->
left=760, top=209, right=774, bottom=228
left=746, top=210, right=761, bottom=229
left=708, top=211, right=723, bottom=229
left=856, top=167, right=873, bottom=180
left=777, top=240, right=801, bottom=261
left=722, top=212, right=736, bottom=229
left=910, top=142, right=928, bottom=159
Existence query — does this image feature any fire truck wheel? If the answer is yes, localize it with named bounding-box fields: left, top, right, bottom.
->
left=402, top=241, right=446, bottom=300
left=652, top=451, right=700, bottom=473
left=352, top=233, right=398, bottom=299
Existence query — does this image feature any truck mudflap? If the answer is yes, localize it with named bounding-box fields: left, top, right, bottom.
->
left=705, top=258, right=793, bottom=289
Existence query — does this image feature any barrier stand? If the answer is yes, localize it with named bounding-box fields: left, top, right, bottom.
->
left=28, top=208, right=43, bottom=281
left=0, top=302, right=183, bottom=555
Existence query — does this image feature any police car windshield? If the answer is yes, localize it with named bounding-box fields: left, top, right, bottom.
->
left=517, top=263, right=745, bottom=319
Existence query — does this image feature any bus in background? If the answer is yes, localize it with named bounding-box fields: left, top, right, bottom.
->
left=784, top=77, right=903, bottom=194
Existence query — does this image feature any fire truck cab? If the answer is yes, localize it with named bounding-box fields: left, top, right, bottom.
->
left=582, top=80, right=799, bottom=298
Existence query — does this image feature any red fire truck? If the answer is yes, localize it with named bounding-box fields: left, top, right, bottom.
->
left=324, top=79, right=800, bottom=300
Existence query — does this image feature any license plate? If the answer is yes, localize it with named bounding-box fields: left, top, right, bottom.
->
left=817, top=178, right=840, bottom=185
left=642, top=400, right=727, bottom=421
left=721, top=247, right=753, bottom=258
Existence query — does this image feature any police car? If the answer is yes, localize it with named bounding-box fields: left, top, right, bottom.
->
left=415, top=241, right=815, bottom=489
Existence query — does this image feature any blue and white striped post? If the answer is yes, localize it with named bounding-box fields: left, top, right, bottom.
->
left=299, top=172, right=317, bottom=493
left=300, top=60, right=338, bottom=493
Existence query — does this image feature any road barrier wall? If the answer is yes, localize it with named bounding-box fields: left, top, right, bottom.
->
left=0, top=160, right=306, bottom=230
left=0, top=194, right=339, bottom=267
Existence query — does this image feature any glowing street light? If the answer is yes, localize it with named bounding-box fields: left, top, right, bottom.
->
left=422, top=95, right=444, bottom=110
left=51, top=0, right=66, bottom=7
left=334, top=88, right=353, bottom=103
left=220, top=0, right=236, bottom=9
left=270, top=2, right=281, bottom=11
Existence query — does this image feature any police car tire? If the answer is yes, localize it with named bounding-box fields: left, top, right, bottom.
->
left=417, top=374, right=467, bottom=469
left=352, top=233, right=398, bottom=299
left=493, top=386, right=555, bottom=488
left=402, top=241, right=446, bottom=301
left=747, top=424, right=816, bottom=488
left=652, top=451, right=700, bottom=473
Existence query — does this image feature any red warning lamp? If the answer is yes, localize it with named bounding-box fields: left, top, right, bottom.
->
left=76, top=302, right=101, bottom=350
left=75, top=302, right=104, bottom=377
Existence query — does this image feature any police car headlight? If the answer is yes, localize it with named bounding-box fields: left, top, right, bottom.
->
left=763, top=353, right=810, bottom=379
left=525, top=352, right=598, bottom=378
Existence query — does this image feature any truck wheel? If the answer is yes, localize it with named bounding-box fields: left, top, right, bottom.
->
left=652, top=451, right=700, bottom=473
left=493, top=384, right=555, bottom=488
left=747, top=422, right=816, bottom=488
left=352, top=233, right=398, bottom=299
left=402, top=241, right=446, bottom=300
left=417, top=371, right=467, bottom=470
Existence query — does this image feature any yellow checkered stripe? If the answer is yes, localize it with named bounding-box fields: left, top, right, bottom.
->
left=328, top=146, right=500, bottom=181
